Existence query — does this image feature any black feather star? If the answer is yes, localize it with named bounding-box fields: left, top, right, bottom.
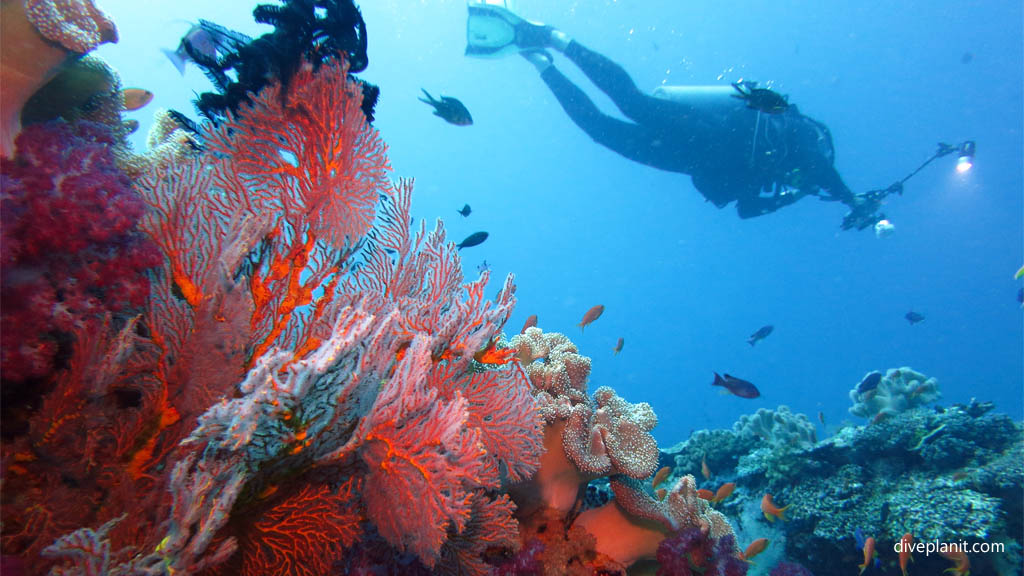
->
left=188, top=0, right=377, bottom=124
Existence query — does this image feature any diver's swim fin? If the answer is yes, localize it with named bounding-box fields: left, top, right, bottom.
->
left=465, top=2, right=550, bottom=58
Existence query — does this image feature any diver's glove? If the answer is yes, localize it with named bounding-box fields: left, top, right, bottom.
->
left=840, top=193, right=884, bottom=231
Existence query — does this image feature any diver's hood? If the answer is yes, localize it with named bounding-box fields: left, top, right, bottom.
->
left=465, top=1, right=522, bottom=58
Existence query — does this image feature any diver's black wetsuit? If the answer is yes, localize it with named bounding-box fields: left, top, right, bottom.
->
left=538, top=41, right=855, bottom=218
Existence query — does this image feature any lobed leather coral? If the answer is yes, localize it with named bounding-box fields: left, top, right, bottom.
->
left=507, top=328, right=744, bottom=573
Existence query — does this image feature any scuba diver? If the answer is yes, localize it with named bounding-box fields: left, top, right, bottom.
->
left=466, top=2, right=883, bottom=229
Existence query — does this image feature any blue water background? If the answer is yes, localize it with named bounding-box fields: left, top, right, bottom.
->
left=95, top=0, right=1022, bottom=445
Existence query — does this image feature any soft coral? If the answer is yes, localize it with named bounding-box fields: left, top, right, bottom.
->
left=0, top=121, right=160, bottom=382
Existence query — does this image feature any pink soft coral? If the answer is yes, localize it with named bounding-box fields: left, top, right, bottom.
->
left=0, top=120, right=160, bottom=382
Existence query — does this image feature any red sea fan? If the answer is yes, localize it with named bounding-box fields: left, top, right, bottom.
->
left=204, top=58, right=389, bottom=252
left=239, top=482, right=361, bottom=576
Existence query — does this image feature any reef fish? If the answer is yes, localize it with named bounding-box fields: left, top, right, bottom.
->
left=696, top=489, right=714, bottom=501
left=712, top=372, right=761, bottom=399
left=905, top=311, right=925, bottom=324
left=701, top=454, right=711, bottom=480
left=612, top=337, right=624, bottom=355
left=746, top=324, right=774, bottom=346
left=121, top=88, right=153, bottom=111
left=741, top=538, right=769, bottom=562
left=577, top=305, right=604, bottom=332
left=712, top=482, right=736, bottom=503
left=760, top=493, right=789, bottom=522
left=473, top=338, right=516, bottom=365
left=456, top=231, right=488, bottom=250
left=457, top=203, right=472, bottom=217
left=651, top=466, right=671, bottom=489
left=899, top=533, right=914, bottom=576
left=520, top=314, right=537, bottom=334
left=858, top=536, right=877, bottom=575
left=163, top=20, right=250, bottom=75
left=419, top=89, right=473, bottom=126
left=856, top=371, right=883, bottom=394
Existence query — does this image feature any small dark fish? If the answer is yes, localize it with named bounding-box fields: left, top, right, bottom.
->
left=731, top=81, right=789, bottom=114
left=476, top=260, right=490, bottom=274
left=961, top=52, right=974, bottom=64
left=520, top=314, right=537, bottom=334
left=419, top=89, right=473, bottom=126
left=747, top=325, right=774, bottom=346
left=456, top=231, right=488, bottom=250
left=905, top=311, right=925, bottom=324
left=1017, top=287, right=1023, bottom=306
left=457, top=204, right=472, bottom=217
left=578, top=305, right=605, bottom=332
left=162, top=20, right=250, bottom=76
left=712, top=372, right=761, bottom=399
left=857, top=371, right=883, bottom=394
left=123, top=119, right=140, bottom=134
left=613, top=337, right=624, bottom=355
left=879, top=501, right=891, bottom=524
left=818, top=411, right=825, bottom=426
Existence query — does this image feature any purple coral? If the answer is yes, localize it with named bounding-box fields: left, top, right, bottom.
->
left=656, top=529, right=748, bottom=576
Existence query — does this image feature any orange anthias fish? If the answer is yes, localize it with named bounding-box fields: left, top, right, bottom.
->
left=701, top=453, right=712, bottom=480
left=651, top=466, right=672, bottom=489
left=578, top=304, right=604, bottom=332
left=741, top=538, right=769, bottom=562
left=760, top=493, right=789, bottom=522
left=474, top=338, right=516, bottom=365
left=940, top=549, right=970, bottom=575
left=520, top=314, right=538, bottom=334
left=899, top=533, right=914, bottom=576
left=858, top=537, right=876, bottom=575
left=612, top=337, right=624, bottom=355
left=712, top=482, right=736, bottom=503
left=696, top=489, right=714, bottom=501
left=121, top=88, right=154, bottom=111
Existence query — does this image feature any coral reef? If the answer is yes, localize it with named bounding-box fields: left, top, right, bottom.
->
left=848, top=366, right=942, bottom=420
left=662, top=398, right=1023, bottom=575
left=0, top=3, right=747, bottom=571
left=2, top=43, right=544, bottom=574
left=734, top=405, right=817, bottom=450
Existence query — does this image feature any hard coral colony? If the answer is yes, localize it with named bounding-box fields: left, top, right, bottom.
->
left=0, top=1, right=749, bottom=575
